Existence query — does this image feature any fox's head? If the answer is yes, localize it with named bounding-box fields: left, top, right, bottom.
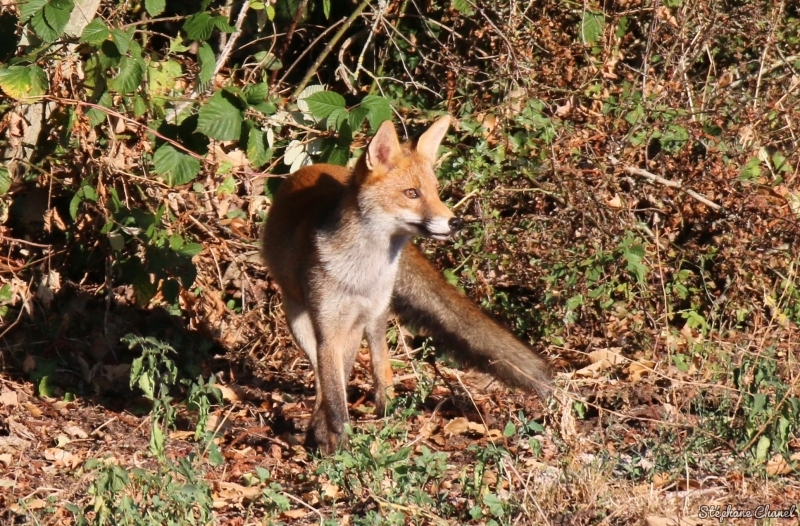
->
left=353, top=116, right=462, bottom=240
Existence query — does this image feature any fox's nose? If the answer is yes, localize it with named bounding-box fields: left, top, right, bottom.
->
left=448, top=217, right=463, bottom=231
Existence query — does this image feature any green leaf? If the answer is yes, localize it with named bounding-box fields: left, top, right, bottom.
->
left=110, top=28, right=133, bottom=54
left=69, top=192, right=82, bottom=220
left=253, top=50, right=282, bottom=70
left=442, top=268, right=459, bottom=286
left=213, top=15, right=236, bottom=33
left=304, top=91, right=346, bottom=120
left=81, top=18, right=110, bottom=45
left=208, top=441, right=224, bottom=466
left=20, top=0, right=48, bottom=23
left=581, top=11, right=604, bottom=45
left=145, top=0, right=165, bottom=16
left=45, top=0, right=74, bottom=31
left=0, top=65, right=48, bottom=99
left=133, top=93, right=146, bottom=117
left=739, top=156, right=762, bottom=181
left=108, top=231, right=125, bottom=251
left=326, top=107, right=348, bottom=131
left=360, top=95, right=392, bottom=130
left=162, top=279, right=180, bottom=304
left=31, top=9, right=58, bottom=42
left=566, top=294, right=583, bottom=310
left=348, top=105, right=370, bottom=131
left=772, top=151, right=791, bottom=173
left=83, top=185, right=98, bottom=202
left=217, top=176, right=236, bottom=196
left=109, top=56, right=146, bottom=94
left=39, top=376, right=57, bottom=397
left=0, top=283, right=12, bottom=302
left=482, top=493, right=504, bottom=517
left=87, top=92, right=113, bottom=127
left=673, top=353, right=689, bottom=373
left=197, top=90, right=244, bottom=141
left=32, top=0, right=74, bottom=42
left=153, top=144, right=202, bottom=186
left=755, top=435, right=770, bottom=463
left=176, top=243, right=203, bottom=257
left=245, top=83, right=276, bottom=114
left=451, top=0, right=474, bottom=16
left=327, top=147, right=349, bottom=166
left=184, top=12, right=216, bottom=41
left=0, top=167, right=10, bottom=196
left=244, top=83, right=269, bottom=106
left=503, top=422, right=516, bottom=437
left=246, top=125, right=270, bottom=168
left=197, top=42, right=215, bottom=87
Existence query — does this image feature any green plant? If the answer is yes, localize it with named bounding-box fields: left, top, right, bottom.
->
left=70, top=457, right=214, bottom=525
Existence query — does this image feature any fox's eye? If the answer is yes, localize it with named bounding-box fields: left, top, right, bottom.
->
left=403, top=188, right=419, bottom=199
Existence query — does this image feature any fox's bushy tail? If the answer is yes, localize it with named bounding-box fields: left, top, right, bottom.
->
left=392, top=245, right=552, bottom=399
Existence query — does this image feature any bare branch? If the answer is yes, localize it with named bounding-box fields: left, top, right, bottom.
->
left=609, top=156, right=723, bottom=211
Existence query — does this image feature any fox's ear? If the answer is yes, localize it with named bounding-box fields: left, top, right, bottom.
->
left=415, top=115, right=451, bottom=164
left=366, top=120, right=402, bottom=170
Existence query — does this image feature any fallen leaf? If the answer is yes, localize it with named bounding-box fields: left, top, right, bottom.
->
left=215, top=383, right=242, bottom=402
left=607, top=194, right=622, bottom=208
left=63, top=424, right=89, bottom=439
left=626, top=360, right=655, bottom=382
left=321, top=481, right=339, bottom=500
left=575, top=359, right=611, bottom=377
left=24, top=402, right=43, bottom=417
left=283, top=509, right=307, bottom=519
left=44, top=447, right=82, bottom=468
left=170, top=430, right=194, bottom=440
left=0, top=390, right=19, bottom=407
left=213, top=481, right=261, bottom=509
left=588, top=348, right=625, bottom=365
left=444, top=417, right=487, bottom=437
left=766, top=453, right=800, bottom=476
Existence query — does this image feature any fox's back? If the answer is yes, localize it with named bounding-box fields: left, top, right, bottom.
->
left=261, top=164, right=352, bottom=299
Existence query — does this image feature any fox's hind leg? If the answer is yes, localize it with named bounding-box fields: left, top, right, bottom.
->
left=365, top=310, right=394, bottom=417
left=282, top=297, right=318, bottom=370
left=281, top=298, right=330, bottom=449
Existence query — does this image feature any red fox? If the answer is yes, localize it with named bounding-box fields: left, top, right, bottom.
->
left=262, top=116, right=550, bottom=453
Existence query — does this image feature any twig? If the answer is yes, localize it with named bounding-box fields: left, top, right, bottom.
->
left=608, top=156, right=723, bottom=211
left=728, top=54, right=800, bottom=90
left=170, top=0, right=252, bottom=121
left=0, top=277, right=33, bottom=341
left=0, top=236, right=52, bottom=249
left=281, top=491, right=325, bottom=526
left=291, top=0, right=370, bottom=100
left=270, top=0, right=309, bottom=86
left=277, top=20, right=345, bottom=86
left=48, top=97, right=209, bottom=164
left=753, top=1, right=784, bottom=108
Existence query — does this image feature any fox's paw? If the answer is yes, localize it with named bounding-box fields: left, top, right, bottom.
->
left=373, top=385, right=395, bottom=418
left=306, top=409, right=345, bottom=455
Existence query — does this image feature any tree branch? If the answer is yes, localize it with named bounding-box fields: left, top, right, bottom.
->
left=608, top=156, right=723, bottom=211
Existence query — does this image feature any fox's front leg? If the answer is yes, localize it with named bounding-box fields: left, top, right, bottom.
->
left=365, top=311, right=394, bottom=417
left=310, top=327, right=361, bottom=454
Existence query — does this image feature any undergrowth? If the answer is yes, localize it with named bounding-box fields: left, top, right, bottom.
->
left=1, top=0, right=799, bottom=524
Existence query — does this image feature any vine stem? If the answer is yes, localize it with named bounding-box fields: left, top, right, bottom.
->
left=290, top=0, right=370, bottom=101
